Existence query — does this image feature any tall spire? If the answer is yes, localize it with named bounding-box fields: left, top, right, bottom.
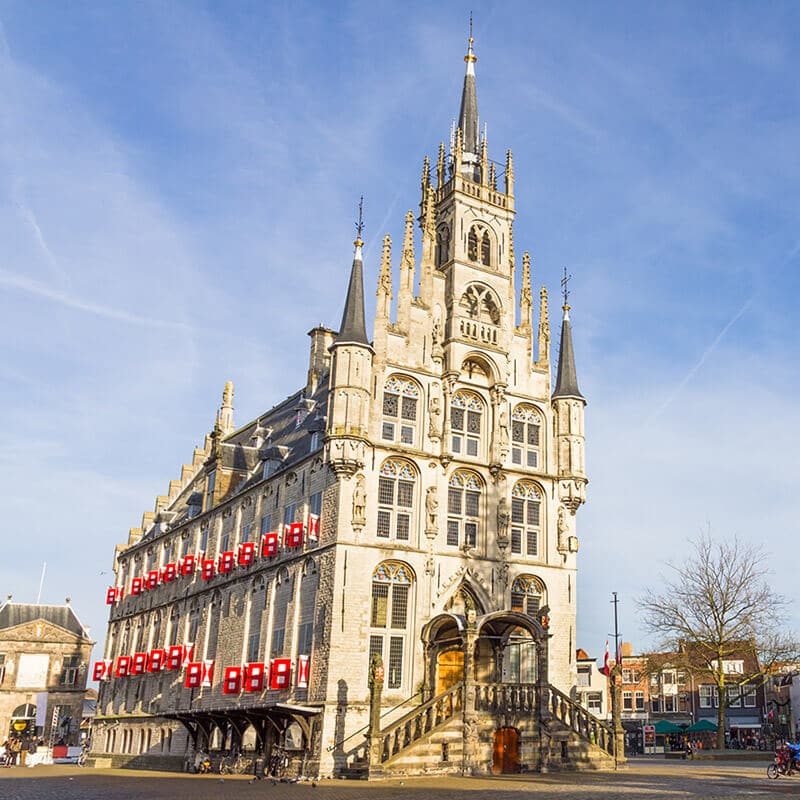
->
left=458, top=16, right=479, bottom=156
left=334, top=198, right=370, bottom=347
left=552, top=270, right=583, bottom=399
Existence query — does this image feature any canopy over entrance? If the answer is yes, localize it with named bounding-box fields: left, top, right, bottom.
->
left=685, top=719, right=717, bottom=733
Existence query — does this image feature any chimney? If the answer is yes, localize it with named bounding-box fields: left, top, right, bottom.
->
left=306, top=326, right=336, bottom=395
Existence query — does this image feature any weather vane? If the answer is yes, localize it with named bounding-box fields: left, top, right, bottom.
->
left=469, top=11, right=473, bottom=40
left=355, top=195, right=365, bottom=242
left=561, top=266, right=572, bottom=307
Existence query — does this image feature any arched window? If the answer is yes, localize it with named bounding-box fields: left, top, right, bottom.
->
left=369, top=562, right=414, bottom=690
left=168, top=610, right=181, bottom=647
left=510, top=574, right=545, bottom=615
left=381, top=376, right=420, bottom=446
left=459, top=284, right=501, bottom=325
left=511, top=405, right=542, bottom=469
left=451, top=391, right=484, bottom=457
left=151, top=613, right=162, bottom=650
left=377, top=459, right=416, bottom=541
left=467, top=225, right=492, bottom=267
left=447, top=471, right=482, bottom=549
left=511, top=482, right=542, bottom=558
left=436, top=224, right=450, bottom=267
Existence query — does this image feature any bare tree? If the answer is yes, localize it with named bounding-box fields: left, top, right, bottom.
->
left=638, top=533, right=798, bottom=749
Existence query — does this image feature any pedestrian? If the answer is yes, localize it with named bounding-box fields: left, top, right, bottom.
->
left=18, top=737, right=28, bottom=767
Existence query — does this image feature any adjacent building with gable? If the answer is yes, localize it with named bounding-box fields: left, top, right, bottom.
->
left=89, top=32, right=612, bottom=776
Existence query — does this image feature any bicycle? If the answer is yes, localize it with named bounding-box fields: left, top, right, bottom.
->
left=219, top=752, right=248, bottom=775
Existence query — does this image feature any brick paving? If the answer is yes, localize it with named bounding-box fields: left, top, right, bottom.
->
left=0, top=759, right=796, bottom=799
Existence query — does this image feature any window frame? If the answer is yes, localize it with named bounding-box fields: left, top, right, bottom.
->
left=511, top=404, right=542, bottom=469
left=369, top=562, right=414, bottom=691
left=446, top=471, right=482, bottom=550
left=450, top=391, right=484, bottom=459
left=376, top=459, right=416, bottom=542
left=381, top=376, right=420, bottom=447
left=510, top=481, right=542, bottom=559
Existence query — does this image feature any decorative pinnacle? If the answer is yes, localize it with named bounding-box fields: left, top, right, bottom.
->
left=378, top=234, right=392, bottom=295
left=354, top=195, right=365, bottom=247
left=421, top=156, right=431, bottom=190
left=561, top=266, right=572, bottom=310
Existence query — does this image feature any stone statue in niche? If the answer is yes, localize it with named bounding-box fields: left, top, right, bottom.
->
left=557, top=505, right=569, bottom=551
left=431, top=308, right=444, bottom=362
left=496, top=496, right=509, bottom=547
left=352, top=475, right=367, bottom=528
left=425, top=486, right=438, bottom=534
left=428, top=387, right=442, bottom=440
left=498, top=406, right=510, bottom=451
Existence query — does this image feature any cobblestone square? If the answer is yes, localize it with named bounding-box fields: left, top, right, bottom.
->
left=0, top=760, right=797, bottom=800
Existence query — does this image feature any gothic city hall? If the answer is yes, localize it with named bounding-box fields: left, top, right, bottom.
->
left=90, top=35, right=613, bottom=777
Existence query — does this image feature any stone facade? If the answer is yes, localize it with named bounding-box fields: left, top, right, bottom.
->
left=0, top=602, right=94, bottom=746
left=89, top=34, right=600, bottom=777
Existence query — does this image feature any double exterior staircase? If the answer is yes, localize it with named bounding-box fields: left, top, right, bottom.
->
left=361, top=681, right=617, bottom=776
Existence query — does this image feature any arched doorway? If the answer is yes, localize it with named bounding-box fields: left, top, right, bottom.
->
left=492, top=727, right=519, bottom=773
left=436, top=650, right=464, bottom=694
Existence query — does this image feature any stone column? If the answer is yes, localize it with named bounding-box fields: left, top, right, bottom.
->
left=610, top=664, right=626, bottom=767
left=461, top=616, right=479, bottom=775
left=366, top=656, right=384, bottom=775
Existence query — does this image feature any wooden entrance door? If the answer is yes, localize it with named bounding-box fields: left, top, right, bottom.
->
left=492, top=727, right=520, bottom=774
left=436, top=650, right=464, bottom=695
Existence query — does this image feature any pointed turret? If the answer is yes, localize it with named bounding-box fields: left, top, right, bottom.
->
left=216, top=381, right=235, bottom=436
left=458, top=24, right=479, bottom=156
left=335, top=233, right=370, bottom=347
left=375, top=234, right=393, bottom=321
left=537, top=286, right=551, bottom=368
left=553, top=305, right=583, bottom=399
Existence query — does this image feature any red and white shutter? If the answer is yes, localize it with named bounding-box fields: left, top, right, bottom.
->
left=296, top=655, right=310, bottom=688
left=182, top=643, right=195, bottom=668
left=148, top=649, right=166, bottom=672
left=307, top=514, right=320, bottom=542
left=180, top=554, right=196, bottom=576
left=201, top=558, right=216, bottom=580
left=93, top=661, right=112, bottom=681
left=218, top=551, right=235, bottom=574
left=163, top=563, right=178, bottom=582
left=200, top=660, right=214, bottom=688
left=185, top=662, right=203, bottom=689
left=115, top=655, right=132, bottom=678
left=166, top=645, right=184, bottom=670
left=284, top=522, right=304, bottom=548
left=261, top=532, right=279, bottom=558
left=269, top=658, right=292, bottom=689
left=146, top=570, right=161, bottom=590
left=105, top=587, right=118, bottom=605
left=131, top=652, right=148, bottom=675
left=222, top=666, right=242, bottom=695
left=244, top=662, right=266, bottom=692
left=237, top=541, right=256, bottom=566
left=130, top=577, right=143, bottom=596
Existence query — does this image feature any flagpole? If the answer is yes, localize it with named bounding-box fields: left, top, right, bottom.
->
left=36, top=562, right=46, bottom=605
left=609, top=591, right=626, bottom=768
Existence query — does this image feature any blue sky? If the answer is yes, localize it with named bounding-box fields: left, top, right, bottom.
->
left=0, top=1, right=798, bottom=664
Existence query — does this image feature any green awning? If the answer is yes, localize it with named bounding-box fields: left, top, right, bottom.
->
left=685, top=719, right=717, bottom=732
left=653, top=719, right=684, bottom=734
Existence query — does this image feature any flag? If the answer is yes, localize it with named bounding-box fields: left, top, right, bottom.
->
left=148, top=649, right=166, bottom=672
left=307, top=514, right=320, bottom=542
left=238, top=541, right=256, bottom=566
left=270, top=658, right=292, bottom=689
left=217, top=551, right=235, bottom=574
left=284, top=522, right=304, bottom=548
left=296, top=655, right=310, bottom=689
left=244, top=662, right=266, bottom=693
left=602, top=640, right=610, bottom=677
left=261, top=532, right=279, bottom=558
left=223, top=666, right=242, bottom=695
left=163, top=563, right=178, bottom=582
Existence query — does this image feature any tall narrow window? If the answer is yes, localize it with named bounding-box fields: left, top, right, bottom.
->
left=151, top=614, right=162, bottom=649
left=451, top=391, right=483, bottom=458
left=283, top=503, right=297, bottom=526
left=369, top=562, right=414, bottom=690
left=241, top=523, right=252, bottom=544
left=510, top=575, right=544, bottom=615
left=377, top=459, right=416, bottom=541
left=247, top=588, right=264, bottom=663
left=480, top=231, right=491, bottom=266
left=447, top=471, right=481, bottom=549
left=467, top=227, right=479, bottom=261
left=205, top=470, right=216, bottom=511
left=511, top=405, right=542, bottom=469
left=510, top=481, right=542, bottom=558
left=436, top=224, right=450, bottom=267
left=381, top=376, right=419, bottom=445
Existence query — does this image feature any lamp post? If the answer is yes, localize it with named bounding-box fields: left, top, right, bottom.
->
left=610, top=592, right=626, bottom=767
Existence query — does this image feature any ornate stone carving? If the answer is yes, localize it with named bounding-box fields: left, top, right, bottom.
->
left=352, top=474, right=366, bottom=530
left=424, top=486, right=438, bottom=537
left=496, top=496, right=509, bottom=549
left=428, top=384, right=442, bottom=441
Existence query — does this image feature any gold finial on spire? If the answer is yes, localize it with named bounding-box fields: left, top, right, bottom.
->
left=437, top=142, right=446, bottom=189
left=464, top=12, right=477, bottom=65
left=505, top=149, right=515, bottom=196
left=560, top=266, right=572, bottom=312
left=354, top=195, right=365, bottom=248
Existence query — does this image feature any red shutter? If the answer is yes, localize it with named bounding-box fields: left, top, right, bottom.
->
left=223, top=666, right=242, bottom=695
left=148, top=649, right=166, bottom=672
left=163, top=563, right=178, bottom=582
left=217, top=551, right=235, bottom=574
left=261, top=532, right=279, bottom=558
left=131, top=652, right=147, bottom=675
left=166, top=645, right=184, bottom=670
left=284, top=522, right=304, bottom=548
left=201, top=558, right=216, bottom=580
left=180, top=554, right=196, bottom=576
left=297, top=654, right=310, bottom=688
left=130, top=577, right=143, bottom=596
left=185, top=662, right=203, bottom=689
left=244, top=662, right=266, bottom=692
left=269, top=658, right=292, bottom=689
left=115, top=655, right=132, bottom=678
left=237, top=541, right=256, bottom=566
left=146, top=570, right=161, bottom=590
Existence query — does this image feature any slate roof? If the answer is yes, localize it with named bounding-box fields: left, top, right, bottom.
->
left=334, top=245, right=370, bottom=347
left=0, top=602, right=91, bottom=639
left=553, top=309, right=584, bottom=400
